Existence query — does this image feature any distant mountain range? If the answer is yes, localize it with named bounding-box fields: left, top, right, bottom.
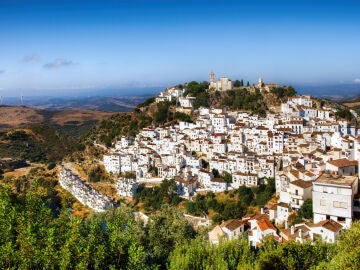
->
left=295, top=83, right=360, bottom=100
left=0, top=87, right=160, bottom=112
left=1, top=95, right=152, bottom=112
left=0, top=84, right=359, bottom=112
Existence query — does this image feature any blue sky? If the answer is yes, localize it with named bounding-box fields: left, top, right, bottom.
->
left=0, top=0, right=360, bottom=95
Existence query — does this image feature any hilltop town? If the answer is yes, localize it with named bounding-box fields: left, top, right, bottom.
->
left=65, top=73, right=357, bottom=246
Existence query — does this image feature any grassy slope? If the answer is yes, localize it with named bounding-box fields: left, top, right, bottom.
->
left=0, top=105, right=114, bottom=137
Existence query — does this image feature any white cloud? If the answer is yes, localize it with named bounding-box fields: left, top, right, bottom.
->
left=23, top=54, right=41, bottom=62
left=353, top=78, right=360, bottom=83
left=43, top=58, right=74, bottom=69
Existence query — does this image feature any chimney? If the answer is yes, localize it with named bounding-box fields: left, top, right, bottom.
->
left=261, top=208, right=264, bottom=214
left=291, top=225, right=294, bottom=235
left=285, top=220, right=288, bottom=229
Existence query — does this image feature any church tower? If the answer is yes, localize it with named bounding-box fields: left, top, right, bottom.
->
left=258, top=77, right=264, bottom=88
left=210, top=71, right=215, bottom=89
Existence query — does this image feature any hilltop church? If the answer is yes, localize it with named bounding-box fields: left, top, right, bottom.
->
left=209, top=71, right=233, bottom=91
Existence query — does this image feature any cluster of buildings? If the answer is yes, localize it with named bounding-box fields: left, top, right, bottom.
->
left=209, top=72, right=278, bottom=93
left=209, top=210, right=344, bottom=245
left=59, top=167, right=114, bottom=212
left=155, top=86, right=196, bottom=111
left=104, top=92, right=360, bottom=245
left=154, top=73, right=279, bottom=112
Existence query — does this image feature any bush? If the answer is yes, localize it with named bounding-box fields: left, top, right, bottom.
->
left=47, top=162, right=56, bottom=170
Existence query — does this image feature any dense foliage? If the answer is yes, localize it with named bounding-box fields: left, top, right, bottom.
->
left=185, top=179, right=275, bottom=223
left=221, top=89, right=267, bottom=115
left=169, top=236, right=337, bottom=270
left=0, top=181, right=195, bottom=270
left=1, top=172, right=360, bottom=269
left=270, top=86, right=297, bottom=100
left=135, top=179, right=182, bottom=212
left=88, top=112, right=153, bottom=146
left=153, top=102, right=193, bottom=125
left=183, top=81, right=210, bottom=109
left=86, top=100, right=193, bottom=147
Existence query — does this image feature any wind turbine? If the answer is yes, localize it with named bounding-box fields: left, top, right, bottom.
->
left=0, top=96, right=2, bottom=105
left=21, top=95, right=24, bottom=106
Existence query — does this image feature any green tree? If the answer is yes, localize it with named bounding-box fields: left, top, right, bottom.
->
left=147, top=205, right=195, bottom=266
left=328, top=220, right=360, bottom=269
left=212, top=168, right=220, bottom=178
left=300, top=199, right=313, bottom=220
left=233, top=80, right=241, bottom=88
left=223, top=171, right=232, bottom=183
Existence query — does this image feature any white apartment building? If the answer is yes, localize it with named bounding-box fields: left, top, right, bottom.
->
left=312, top=174, right=358, bottom=228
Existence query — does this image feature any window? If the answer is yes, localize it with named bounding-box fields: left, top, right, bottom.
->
left=333, top=201, right=347, bottom=209
left=295, top=189, right=298, bottom=195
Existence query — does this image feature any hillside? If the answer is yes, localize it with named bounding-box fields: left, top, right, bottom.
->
left=341, top=95, right=360, bottom=111
left=0, top=125, right=78, bottom=163
left=81, top=82, right=297, bottom=147
left=0, top=106, right=114, bottom=137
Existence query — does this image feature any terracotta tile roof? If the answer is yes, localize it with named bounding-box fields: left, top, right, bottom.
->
left=212, top=178, right=226, bottom=183
left=290, top=179, right=313, bottom=189
left=311, top=219, right=343, bottom=233
left=327, top=158, right=357, bottom=168
left=305, top=171, right=315, bottom=177
left=242, top=213, right=269, bottom=221
left=277, top=202, right=290, bottom=208
left=280, top=224, right=310, bottom=240
left=290, top=170, right=300, bottom=179
left=268, top=204, right=277, bottom=210
left=257, top=219, right=276, bottom=232
left=221, top=219, right=244, bottom=231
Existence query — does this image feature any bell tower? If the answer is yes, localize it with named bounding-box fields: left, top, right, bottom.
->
left=210, top=71, right=215, bottom=89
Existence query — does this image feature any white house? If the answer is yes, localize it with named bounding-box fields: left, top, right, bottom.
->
left=176, top=178, right=196, bottom=197
left=103, top=154, right=120, bottom=174
left=276, top=202, right=291, bottom=225
left=289, top=179, right=313, bottom=209
left=116, top=178, right=138, bottom=198
left=308, top=219, right=343, bottom=243
left=326, top=158, right=357, bottom=176
left=208, top=219, right=245, bottom=244
left=247, top=217, right=278, bottom=247
left=210, top=178, right=228, bottom=193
